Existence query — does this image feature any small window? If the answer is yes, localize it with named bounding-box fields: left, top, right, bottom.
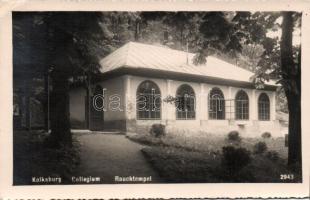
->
left=136, top=81, right=161, bottom=120
left=258, top=93, right=270, bottom=120
left=235, top=90, right=249, bottom=120
left=209, top=88, right=225, bottom=120
left=176, top=84, right=195, bottom=120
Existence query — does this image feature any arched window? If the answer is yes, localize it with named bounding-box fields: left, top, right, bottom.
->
left=209, top=88, right=225, bottom=120
left=258, top=93, right=270, bottom=120
left=136, top=80, right=161, bottom=119
left=235, top=90, right=249, bottom=120
left=176, top=84, right=195, bottom=120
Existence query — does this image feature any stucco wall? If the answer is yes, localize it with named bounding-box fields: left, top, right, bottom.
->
left=124, top=75, right=282, bottom=138
left=69, top=76, right=127, bottom=130
left=69, top=74, right=283, bottom=137
left=96, top=76, right=126, bottom=131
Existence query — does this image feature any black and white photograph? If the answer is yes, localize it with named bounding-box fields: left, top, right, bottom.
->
left=12, top=10, right=302, bottom=185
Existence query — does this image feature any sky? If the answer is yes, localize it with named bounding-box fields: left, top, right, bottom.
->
left=266, top=16, right=301, bottom=46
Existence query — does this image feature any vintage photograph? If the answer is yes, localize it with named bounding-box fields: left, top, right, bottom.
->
left=13, top=11, right=302, bottom=185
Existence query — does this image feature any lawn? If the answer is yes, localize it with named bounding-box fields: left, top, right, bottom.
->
left=127, top=132, right=301, bottom=183
left=13, top=130, right=80, bottom=185
left=127, top=131, right=288, bottom=158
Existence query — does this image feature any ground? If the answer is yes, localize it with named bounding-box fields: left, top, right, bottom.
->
left=74, top=132, right=161, bottom=183
left=14, top=129, right=300, bottom=184
left=14, top=130, right=161, bottom=184
left=13, top=130, right=80, bottom=185
left=127, top=132, right=301, bottom=183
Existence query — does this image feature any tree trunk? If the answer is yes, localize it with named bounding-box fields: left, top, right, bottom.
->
left=24, top=79, right=31, bottom=130
left=135, top=20, right=140, bottom=41
left=50, top=72, right=72, bottom=146
left=44, top=72, right=49, bottom=132
left=281, top=12, right=302, bottom=171
left=286, top=92, right=301, bottom=171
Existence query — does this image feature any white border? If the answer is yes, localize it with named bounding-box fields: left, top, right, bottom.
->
left=0, top=0, right=309, bottom=199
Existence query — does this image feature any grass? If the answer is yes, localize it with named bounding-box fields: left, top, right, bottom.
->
left=127, top=132, right=288, bottom=158
left=141, top=146, right=221, bottom=183
left=13, top=130, right=81, bottom=185
left=128, top=132, right=301, bottom=183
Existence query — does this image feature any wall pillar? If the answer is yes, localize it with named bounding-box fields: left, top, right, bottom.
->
left=124, top=75, right=134, bottom=120
left=165, top=79, right=174, bottom=121
left=198, top=83, right=207, bottom=120
left=271, top=92, right=276, bottom=121
left=250, top=90, right=257, bottom=120
left=227, top=86, right=234, bottom=120
left=206, top=86, right=211, bottom=120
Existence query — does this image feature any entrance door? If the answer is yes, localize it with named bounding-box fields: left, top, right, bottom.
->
left=89, top=85, right=104, bottom=131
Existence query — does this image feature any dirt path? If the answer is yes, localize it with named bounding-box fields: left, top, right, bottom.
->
left=74, top=133, right=161, bottom=184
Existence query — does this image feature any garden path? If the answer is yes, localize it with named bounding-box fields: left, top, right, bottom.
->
left=74, top=132, right=161, bottom=183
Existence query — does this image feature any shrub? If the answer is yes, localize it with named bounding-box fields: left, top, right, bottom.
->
left=266, top=150, right=279, bottom=161
left=221, top=146, right=251, bottom=173
left=227, top=131, right=241, bottom=142
left=253, top=141, right=268, bottom=154
left=150, top=124, right=166, bottom=138
left=261, top=132, right=272, bottom=139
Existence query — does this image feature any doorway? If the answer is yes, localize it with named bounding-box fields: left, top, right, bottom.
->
left=86, top=85, right=104, bottom=131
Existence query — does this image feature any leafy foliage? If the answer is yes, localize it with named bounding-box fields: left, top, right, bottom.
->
left=227, top=131, right=241, bottom=142
left=14, top=12, right=301, bottom=166
left=150, top=124, right=166, bottom=138
left=253, top=141, right=268, bottom=154
left=262, top=132, right=272, bottom=139
left=266, top=150, right=280, bottom=161
left=221, top=146, right=251, bottom=173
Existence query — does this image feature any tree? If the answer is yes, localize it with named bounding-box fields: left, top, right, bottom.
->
left=14, top=12, right=140, bottom=146
left=280, top=12, right=301, bottom=169
left=153, top=11, right=302, bottom=170
left=13, top=12, right=106, bottom=146
left=15, top=12, right=301, bottom=167
left=13, top=12, right=50, bottom=130
left=231, top=11, right=301, bottom=170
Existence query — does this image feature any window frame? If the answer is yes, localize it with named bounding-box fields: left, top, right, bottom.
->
left=235, top=90, right=249, bottom=120
left=136, top=80, right=161, bottom=120
left=208, top=87, right=226, bottom=120
left=258, top=93, right=270, bottom=121
left=176, top=84, right=196, bottom=120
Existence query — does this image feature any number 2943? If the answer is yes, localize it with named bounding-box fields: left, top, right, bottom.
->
left=280, top=174, right=294, bottom=180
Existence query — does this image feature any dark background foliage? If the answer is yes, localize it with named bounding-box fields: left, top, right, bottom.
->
left=13, top=11, right=301, bottom=169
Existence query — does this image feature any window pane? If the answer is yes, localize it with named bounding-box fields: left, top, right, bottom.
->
left=208, top=88, right=225, bottom=120
left=235, top=90, right=249, bottom=120
left=258, top=93, right=270, bottom=120
left=176, top=85, right=195, bottom=120
left=136, top=81, right=161, bottom=120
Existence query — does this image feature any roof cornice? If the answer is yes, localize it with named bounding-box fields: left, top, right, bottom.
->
left=96, top=66, right=278, bottom=91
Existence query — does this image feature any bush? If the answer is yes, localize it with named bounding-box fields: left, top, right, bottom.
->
left=266, top=150, right=279, bottom=161
left=221, top=146, right=251, bottom=173
left=261, top=132, right=272, bottom=139
left=150, top=124, right=166, bottom=138
left=227, top=131, right=241, bottom=142
left=253, top=141, right=268, bottom=154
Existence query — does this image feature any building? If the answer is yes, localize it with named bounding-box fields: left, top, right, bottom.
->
left=69, top=42, right=282, bottom=137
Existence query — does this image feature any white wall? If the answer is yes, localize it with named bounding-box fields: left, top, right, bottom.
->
left=97, top=76, right=126, bottom=121
left=69, top=75, right=281, bottom=136
left=124, top=75, right=282, bottom=137
left=96, top=76, right=127, bottom=130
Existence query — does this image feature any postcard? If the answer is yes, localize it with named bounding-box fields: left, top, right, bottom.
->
left=0, top=0, right=309, bottom=199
